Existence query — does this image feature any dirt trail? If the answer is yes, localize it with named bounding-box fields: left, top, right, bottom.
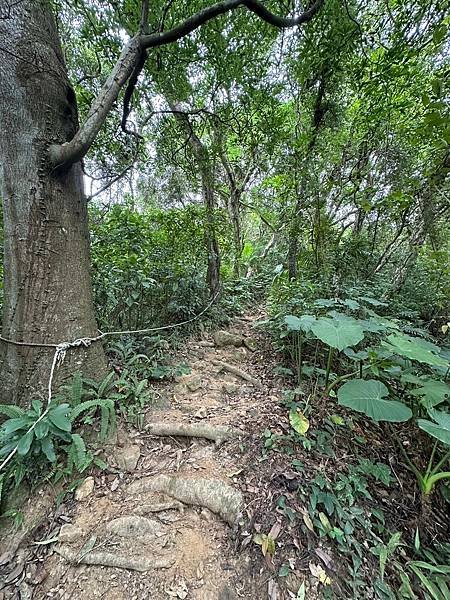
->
left=3, top=314, right=286, bottom=600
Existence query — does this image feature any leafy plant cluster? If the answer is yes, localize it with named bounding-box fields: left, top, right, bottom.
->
left=273, top=292, right=450, bottom=498
left=261, top=367, right=450, bottom=597
left=90, top=204, right=233, bottom=331
left=0, top=349, right=167, bottom=507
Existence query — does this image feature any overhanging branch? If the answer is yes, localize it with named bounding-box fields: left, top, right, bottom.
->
left=48, top=0, right=323, bottom=171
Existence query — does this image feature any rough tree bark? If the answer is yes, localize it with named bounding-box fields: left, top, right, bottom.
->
left=218, top=150, right=255, bottom=278
left=0, top=1, right=107, bottom=404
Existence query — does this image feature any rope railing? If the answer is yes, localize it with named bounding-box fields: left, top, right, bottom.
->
left=0, top=291, right=220, bottom=472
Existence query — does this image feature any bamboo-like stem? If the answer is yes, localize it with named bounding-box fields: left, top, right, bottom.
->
left=325, top=347, right=334, bottom=388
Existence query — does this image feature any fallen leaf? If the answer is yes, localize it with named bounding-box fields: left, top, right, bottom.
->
left=318, top=512, right=332, bottom=532
left=302, top=513, right=315, bottom=533
left=289, top=409, right=309, bottom=435
left=309, top=562, right=332, bottom=585
left=268, top=522, right=282, bottom=540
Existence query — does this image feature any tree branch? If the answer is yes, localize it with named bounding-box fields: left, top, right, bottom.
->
left=48, top=0, right=323, bottom=170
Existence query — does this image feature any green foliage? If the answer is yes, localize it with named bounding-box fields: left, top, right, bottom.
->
left=90, top=204, right=232, bottom=331
left=0, top=398, right=93, bottom=504
left=338, top=379, right=413, bottom=423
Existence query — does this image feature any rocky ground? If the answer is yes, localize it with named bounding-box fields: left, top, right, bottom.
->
left=1, top=315, right=314, bottom=600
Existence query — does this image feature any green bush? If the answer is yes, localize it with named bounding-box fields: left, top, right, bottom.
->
left=90, top=204, right=232, bottom=330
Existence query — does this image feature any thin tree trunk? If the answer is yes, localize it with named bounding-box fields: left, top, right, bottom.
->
left=167, top=100, right=221, bottom=296
left=385, top=151, right=449, bottom=297
left=226, top=188, right=243, bottom=277
left=0, top=0, right=107, bottom=405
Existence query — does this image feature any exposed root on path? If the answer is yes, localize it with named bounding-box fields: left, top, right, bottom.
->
left=55, top=545, right=174, bottom=572
left=135, top=498, right=184, bottom=515
left=211, top=359, right=263, bottom=389
left=144, top=422, right=241, bottom=445
left=128, top=475, right=243, bottom=526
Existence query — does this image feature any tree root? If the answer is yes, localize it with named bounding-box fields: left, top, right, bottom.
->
left=144, top=422, right=241, bottom=445
left=128, top=475, right=243, bottom=526
left=135, top=499, right=184, bottom=515
left=55, top=545, right=173, bottom=572
left=211, top=359, right=263, bottom=389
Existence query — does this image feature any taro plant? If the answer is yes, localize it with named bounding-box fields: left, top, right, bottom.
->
left=281, top=297, right=450, bottom=498
left=284, top=312, right=366, bottom=386
left=336, top=332, right=450, bottom=497
left=283, top=314, right=316, bottom=383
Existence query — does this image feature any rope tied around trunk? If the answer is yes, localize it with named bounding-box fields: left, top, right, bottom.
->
left=0, top=291, right=220, bottom=472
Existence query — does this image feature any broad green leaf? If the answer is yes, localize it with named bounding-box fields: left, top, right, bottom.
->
left=344, top=348, right=369, bottom=361
left=49, top=405, right=72, bottom=432
left=341, top=299, right=360, bottom=310
left=311, top=317, right=364, bottom=351
left=289, top=409, right=309, bottom=435
left=17, top=431, right=34, bottom=456
left=358, top=296, right=388, bottom=307
left=314, top=298, right=337, bottom=308
left=2, top=417, right=29, bottom=435
left=284, top=314, right=315, bottom=332
left=40, top=437, right=56, bottom=462
left=34, top=420, right=49, bottom=440
left=338, top=379, right=412, bottom=422
left=410, top=380, right=450, bottom=408
left=31, top=399, right=43, bottom=415
left=417, top=419, right=450, bottom=445
left=382, top=334, right=448, bottom=367
left=427, top=408, right=450, bottom=430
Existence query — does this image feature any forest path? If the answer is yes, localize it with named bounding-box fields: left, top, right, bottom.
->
left=26, top=313, right=292, bottom=600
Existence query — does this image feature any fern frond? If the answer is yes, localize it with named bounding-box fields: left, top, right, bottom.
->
left=0, top=405, right=25, bottom=419
left=70, top=399, right=114, bottom=423
left=98, top=371, right=116, bottom=397
left=70, top=434, right=87, bottom=468
left=100, top=405, right=111, bottom=440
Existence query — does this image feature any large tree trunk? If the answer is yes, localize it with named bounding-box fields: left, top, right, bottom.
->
left=0, top=0, right=107, bottom=405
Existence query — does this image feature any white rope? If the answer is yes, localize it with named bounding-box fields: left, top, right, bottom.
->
left=0, top=292, right=219, bottom=473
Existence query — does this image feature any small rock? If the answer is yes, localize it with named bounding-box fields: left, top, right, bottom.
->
left=174, top=374, right=202, bottom=393
left=243, top=337, right=258, bottom=352
left=58, top=524, right=83, bottom=543
left=74, top=477, right=94, bottom=501
left=194, top=407, right=207, bottom=419
left=213, top=330, right=243, bottom=347
left=174, top=383, right=188, bottom=395
left=186, top=375, right=202, bottom=392
left=115, top=444, right=140, bottom=472
left=222, top=382, right=239, bottom=394
left=230, top=347, right=247, bottom=361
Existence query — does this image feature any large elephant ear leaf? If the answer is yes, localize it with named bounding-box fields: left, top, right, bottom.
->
left=338, top=379, right=412, bottom=422
left=284, top=315, right=315, bottom=332
left=418, top=409, right=450, bottom=445
left=410, top=379, right=450, bottom=408
left=382, top=334, right=448, bottom=367
left=311, top=318, right=365, bottom=351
